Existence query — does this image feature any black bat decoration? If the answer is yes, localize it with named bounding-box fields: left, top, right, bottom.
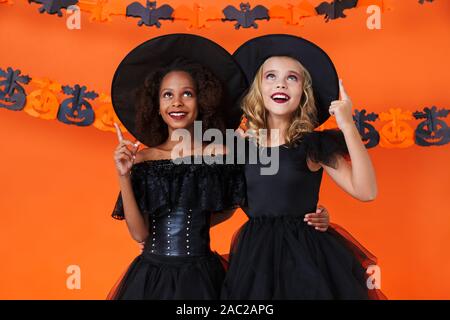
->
left=418, top=0, right=434, bottom=4
left=222, top=2, right=269, bottom=29
left=126, top=0, right=174, bottom=28
left=315, top=0, right=357, bottom=22
left=28, top=0, right=79, bottom=17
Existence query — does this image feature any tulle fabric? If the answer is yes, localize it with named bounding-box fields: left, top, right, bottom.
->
left=221, top=217, right=386, bottom=300
left=301, top=128, right=350, bottom=169
left=107, top=250, right=226, bottom=300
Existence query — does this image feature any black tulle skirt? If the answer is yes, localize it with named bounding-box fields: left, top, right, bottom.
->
left=107, top=250, right=226, bottom=300
left=221, top=216, right=387, bottom=300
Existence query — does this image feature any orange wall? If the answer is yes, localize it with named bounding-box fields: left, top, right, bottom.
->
left=0, top=0, right=449, bottom=299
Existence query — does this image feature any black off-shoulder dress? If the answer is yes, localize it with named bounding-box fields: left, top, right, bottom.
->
left=108, top=155, right=246, bottom=300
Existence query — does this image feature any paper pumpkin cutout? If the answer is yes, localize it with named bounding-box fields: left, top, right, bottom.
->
left=379, top=108, right=414, bottom=148
left=173, top=3, right=222, bottom=29
left=315, top=0, right=358, bottom=22
left=2, top=49, right=447, bottom=149
left=126, top=0, right=174, bottom=27
left=78, top=0, right=126, bottom=22
left=23, top=78, right=61, bottom=120
left=92, top=93, right=128, bottom=133
left=0, top=67, right=31, bottom=111
left=353, top=109, right=380, bottom=148
left=413, top=106, right=449, bottom=146
left=57, top=84, right=98, bottom=126
left=222, top=2, right=269, bottom=29
left=269, top=1, right=317, bottom=26
left=28, top=0, right=79, bottom=17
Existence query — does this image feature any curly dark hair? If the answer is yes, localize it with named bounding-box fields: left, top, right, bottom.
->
left=134, top=60, right=226, bottom=147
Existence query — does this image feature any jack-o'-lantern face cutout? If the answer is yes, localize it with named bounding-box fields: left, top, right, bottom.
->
left=379, top=108, right=414, bottom=148
left=413, top=106, right=450, bottom=146
left=57, top=84, right=98, bottom=126
left=23, top=78, right=60, bottom=120
left=93, top=93, right=127, bottom=133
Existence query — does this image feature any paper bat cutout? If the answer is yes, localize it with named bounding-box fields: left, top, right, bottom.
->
left=315, top=0, right=357, bottom=22
left=28, top=0, right=79, bottom=17
left=126, top=0, right=174, bottom=27
left=78, top=0, right=126, bottom=22
left=222, top=2, right=269, bottom=29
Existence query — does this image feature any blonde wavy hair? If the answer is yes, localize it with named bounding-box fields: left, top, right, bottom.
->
left=241, top=56, right=318, bottom=145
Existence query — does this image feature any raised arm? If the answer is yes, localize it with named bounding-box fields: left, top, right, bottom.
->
left=320, top=80, right=377, bottom=202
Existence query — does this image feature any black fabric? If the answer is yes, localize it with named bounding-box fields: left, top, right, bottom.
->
left=109, top=155, right=246, bottom=300
left=232, top=34, right=339, bottom=127
left=301, top=128, right=350, bottom=169
left=222, top=130, right=386, bottom=300
left=145, top=207, right=211, bottom=257
left=112, top=155, right=247, bottom=220
left=111, top=33, right=249, bottom=147
left=108, top=251, right=226, bottom=300
left=238, top=129, right=348, bottom=218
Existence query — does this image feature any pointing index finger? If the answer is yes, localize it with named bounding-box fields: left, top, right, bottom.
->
left=114, top=122, right=123, bottom=142
left=339, top=79, right=349, bottom=101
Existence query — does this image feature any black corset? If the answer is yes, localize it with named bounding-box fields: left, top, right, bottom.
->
left=144, top=207, right=211, bottom=257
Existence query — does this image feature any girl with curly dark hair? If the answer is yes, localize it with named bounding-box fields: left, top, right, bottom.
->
left=134, top=60, right=227, bottom=151
left=107, top=35, right=248, bottom=300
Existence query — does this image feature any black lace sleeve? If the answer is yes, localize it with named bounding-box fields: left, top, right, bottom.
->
left=111, top=167, right=147, bottom=220
left=112, top=157, right=247, bottom=220
left=302, top=129, right=350, bottom=169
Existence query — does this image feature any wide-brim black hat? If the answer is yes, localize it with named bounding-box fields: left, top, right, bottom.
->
left=111, top=33, right=248, bottom=147
left=233, top=34, right=339, bottom=127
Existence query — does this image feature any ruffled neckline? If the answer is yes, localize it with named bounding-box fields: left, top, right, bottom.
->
left=132, top=154, right=228, bottom=167
left=112, top=154, right=247, bottom=220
